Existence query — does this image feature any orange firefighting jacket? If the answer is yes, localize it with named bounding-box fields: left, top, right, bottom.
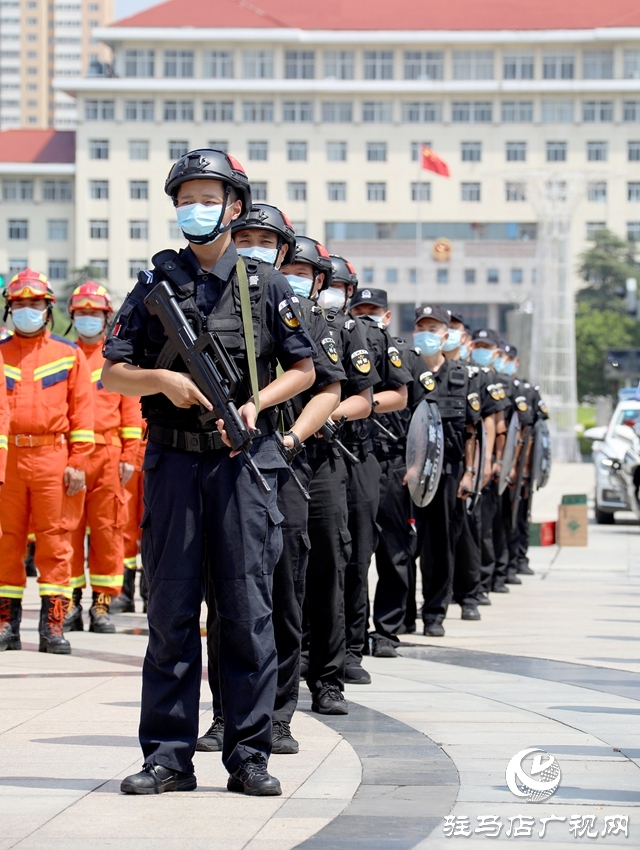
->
left=0, top=349, right=8, bottom=482
left=78, top=339, right=142, bottom=466
left=0, top=329, right=94, bottom=470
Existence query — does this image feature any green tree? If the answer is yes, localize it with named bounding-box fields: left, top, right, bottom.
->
left=577, top=229, right=640, bottom=311
left=575, top=303, right=640, bottom=398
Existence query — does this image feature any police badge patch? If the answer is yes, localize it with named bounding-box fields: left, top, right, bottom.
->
left=278, top=298, right=300, bottom=329
left=321, top=336, right=339, bottom=364
left=488, top=383, right=503, bottom=401
left=388, top=346, right=403, bottom=368
left=420, top=371, right=436, bottom=392
left=351, top=349, right=371, bottom=374
left=468, top=392, right=481, bottom=412
left=516, top=395, right=528, bottom=412
left=539, top=399, right=548, bottom=414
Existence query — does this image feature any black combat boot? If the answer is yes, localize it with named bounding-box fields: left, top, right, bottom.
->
left=196, top=715, right=225, bottom=752
left=39, top=596, right=71, bottom=654
left=24, top=541, right=38, bottom=577
left=227, top=754, right=282, bottom=796
left=89, top=592, right=116, bottom=633
left=64, top=587, right=84, bottom=632
left=0, top=597, right=22, bottom=651
left=110, top=568, right=135, bottom=613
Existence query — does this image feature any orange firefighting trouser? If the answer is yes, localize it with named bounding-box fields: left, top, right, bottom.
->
left=0, top=441, right=85, bottom=600
left=122, top=466, right=143, bottom=572
left=70, top=443, right=127, bottom=596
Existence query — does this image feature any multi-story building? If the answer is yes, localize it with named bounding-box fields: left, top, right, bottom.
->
left=0, top=0, right=113, bottom=131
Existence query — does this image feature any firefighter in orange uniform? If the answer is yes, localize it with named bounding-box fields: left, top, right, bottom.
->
left=111, top=435, right=147, bottom=614
left=64, top=282, right=142, bottom=633
left=0, top=269, right=94, bottom=654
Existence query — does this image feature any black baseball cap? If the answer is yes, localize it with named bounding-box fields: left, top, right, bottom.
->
left=414, top=304, right=451, bottom=326
left=472, top=328, right=500, bottom=345
left=503, top=342, right=518, bottom=357
left=449, top=309, right=466, bottom=325
left=351, top=287, right=388, bottom=309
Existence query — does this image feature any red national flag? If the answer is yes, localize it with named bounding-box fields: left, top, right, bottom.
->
left=421, top=146, right=450, bottom=177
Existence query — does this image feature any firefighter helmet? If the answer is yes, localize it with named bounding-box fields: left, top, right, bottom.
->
left=68, top=281, right=113, bottom=315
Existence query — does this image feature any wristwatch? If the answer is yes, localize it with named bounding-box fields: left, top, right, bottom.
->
left=464, top=466, right=475, bottom=474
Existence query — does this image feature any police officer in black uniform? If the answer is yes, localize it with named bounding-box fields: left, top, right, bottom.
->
left=412, top=305, right=480, bottom=637
left=282, top=246, right=378, bottom=714
left=196, top=209, right=345, bottom=756
left=102, top=151, right=316, bottom=796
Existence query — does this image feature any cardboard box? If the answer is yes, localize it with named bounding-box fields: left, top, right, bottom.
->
left=557, top=504, right=588, bottom=547
left=529, top=521, right=556, bottom=546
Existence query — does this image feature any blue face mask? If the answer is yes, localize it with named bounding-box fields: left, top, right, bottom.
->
left=471, top=348, right=495, bottom=368
left=504, top=360, right=517, bottom=376
left=493, top=357, right=506, bottom=374
left=176, top=203, right=225, bottom=244
left=74, top=315, right=104, bottom=338
left=442, top=328, right=462, bottom=352
left=459, top=344, right=469, bottom=361
left=414, top=330, right=444, bottom=357
left=12, top=306, right=46, bottom=334
left=236, top=245, right=278, bottom=265
left=285, top=274, right=313, bottom=298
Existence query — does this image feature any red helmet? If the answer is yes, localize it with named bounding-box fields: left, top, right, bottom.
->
left=68, top=281, right=113, bottom=315
left=4, top=268, right=55, bottom=303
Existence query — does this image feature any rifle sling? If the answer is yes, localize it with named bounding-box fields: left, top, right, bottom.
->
left=235, top=259, right=261, bottom=416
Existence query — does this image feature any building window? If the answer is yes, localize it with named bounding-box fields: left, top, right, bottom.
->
left=327, top=182, right=346, bottom=201
left=587, top=141, right=608, bottom=161
left=367, top=142, right=387, bottom=162
left=89, top=139, right=109, bottom=159
left=47, top=219, right=68, bottom=240
left=506, top=142, right=527, bottom=161
left=248, top=141, right=268, bottom=161
left=411, top=141, right=431, bottom=162
left=452, top=102, right=471, bottom=122
left=130, top=180, right=149, bottom=200
left=587, top=182, right=607, bottom=202
left=288, top=182, right=307, bottom=201
left=362, top=268, right=374, bottom=283
left=129, top=260, right=147, bottom=279
left=2, top=179, right=33, bottom=201
left=629, top=141, right=640, bottom=161
left=385, top=268, right=398, bottom=284
left=628, top=222, right=640, bottom=240
left=401, top=101, right=442, bottom=123
left=282, top=101, right=313, bottom=122
left=285, top=50, right=315, bottom=79
left=89, top=180, right=108, bottom=199
left=128, top=140, right=149, bottom=160
left=541, top=101, right=574, bottom=123
left=327, top=141, right=347, bottom=161
left=624, top=101, right=640, bottom=122
left=168, top=140, right=188, bottom=159
left=362, top=101, right=393, bottom=123
left=8, top=219, right=27, bottom=239
left=586, top=221, right=606, bottom=238
left=203, top=101, right=234, bottom=122
left=168, top=221, right=182, bottom=239
left=411, top=182, right=431, bottom=201
left=461, top=182, right=481, bottom=201
left=203, top=50, right=234, bottom=78
left=84, top=99, right=114, bottom=120
left=43, top=180, right=72, bottom=201
left=322, top=101, right=353, bottom=123
left=291, top=221, right=306, bottom=236
left=8, top=259, right=27, bottom=276
left=209, top=141, right=228, bottom=153
left=501, top=101, right=533, bottom=122
left=583, top=101, right=613, bottom=122
left=403, top=50, right=443, bottom=80
left=624, top=49, right=640, bottom=80
left=124, top=49, right=155, bottom=78
left=367, top=182, right=386, bottom=201
left=323, top=50, right=354, bottom=80
left=453, top=50, right=494, bottom=80
left=464, top=268, right=476, bottom=284
left=242, top=50, right=273, bottom=79
left=164, top=101, right=194, bottom=121
left=90, top=260, right=108, bottom=278
left=48, top=260, right=67, bottom=280
left=125, top=100, right=155, bottom=121
left=435, top=268, right=448, bottom=284
left=503, top=53, right=534, bottom=79
left=90, top=219, right=108, bottom=239
left=130, top=220, right=148, bottom=239
left=506, top=182, right=526, bottom=201
left=629, top=182, right=640, bottom=201
left=546, top=141, right=567, bottom=162
left=408, top=268, right=418, bottom=284
left=511, top=268, right=523, bottom=284
left=252, top=182, right=267, bottom=201
left=487, top=268, right=499, bottom=284
left=164, top=50, right=194, bottom=78
left=287, top=141, right=308, bottom=162
left=583, top=49, right=614, bottom=80
left=461, top=142, right=482, bottom=162
left=543, top=53, right=574, bottom=79
left=452, top=101, right=492, bottom=123
left=364, top=50, right=394, bottom=80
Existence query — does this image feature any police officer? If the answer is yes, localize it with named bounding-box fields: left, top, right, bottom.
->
left=284, top=250, right=378, bottom=714
left=197, top=211, right=345, bottom=755
left=412, top=305, right=480, bottom=636
left=102, top=150, right=316, bottom=796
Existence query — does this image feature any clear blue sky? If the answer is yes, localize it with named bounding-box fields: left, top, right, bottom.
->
left=114, top=0, right=158, bottom=20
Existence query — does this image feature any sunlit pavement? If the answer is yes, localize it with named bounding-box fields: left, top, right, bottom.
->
left=1, top=462, right=639, bottom=848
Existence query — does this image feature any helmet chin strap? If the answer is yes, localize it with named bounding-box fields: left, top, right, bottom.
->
left=184, top=185, right=233, bottom=246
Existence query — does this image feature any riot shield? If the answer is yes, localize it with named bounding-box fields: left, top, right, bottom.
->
left=498, top=411, right=520, bottom=495
left=465, top=419, right=486, bottom=514
left=531, top=418, right=552, bottom=490
left=406, top=400, right=444, bottom=508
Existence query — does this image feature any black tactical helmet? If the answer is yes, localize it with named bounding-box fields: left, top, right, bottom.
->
left=231, top=203, right=296, bottom=260
left=164, top=148, right=252, bottom=214
left=287, top=236, right=333, bottom=290
left=330, top=254, right=358, bottom=291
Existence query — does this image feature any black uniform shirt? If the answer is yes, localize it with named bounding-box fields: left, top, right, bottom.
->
left=324, top=309, right=379, bottom=397
left=374, top=339, right=425, bottom=450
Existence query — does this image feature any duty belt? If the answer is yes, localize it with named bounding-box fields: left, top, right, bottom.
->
left=147, top=424, right=228, bottom=453
left=341, top=438, right=374, bottom=460
left=305, top=440, right=341, bottom=461
left=9, top=433, right=65, bottom=447
left=94, top=430, right=122, bottom=447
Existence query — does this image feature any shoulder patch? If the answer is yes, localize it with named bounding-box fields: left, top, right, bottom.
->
left=50, top=334, right=77, bottom=348
left=538, top=399, right=548, bottom=414
left=321, top=336, right=339, bottom=364
left=344, top=319, right=356, bottom=330
left=487, top=383, right=504, bottom=401
left=278, top=297, right=301, bottom=329
left=388, top=346, right=403, bottom=368
left=467, top=391, right=481, bottom=412
left=138, top=269, right=154, bottom=285
left=351, top=348, right=371, bottom=374
left=420, top=371, right=436, bottom=392
left=467, top=365, right=479, bottom=377
left=515, top=395, right=528, bottom=412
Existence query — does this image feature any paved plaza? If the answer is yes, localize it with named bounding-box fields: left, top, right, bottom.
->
left=1, top=463, right=639, bottom=849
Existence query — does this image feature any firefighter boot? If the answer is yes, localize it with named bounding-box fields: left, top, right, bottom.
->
left=89, top=592, right=116, bottom=634
left=39, top=596, right=72, bottom=654
left=64, top=587, right=84, bottom=632
left=0, top=597, right=22, bottom=651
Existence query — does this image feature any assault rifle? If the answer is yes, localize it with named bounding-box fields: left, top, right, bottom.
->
left=319, top=416, right=360, bottom=465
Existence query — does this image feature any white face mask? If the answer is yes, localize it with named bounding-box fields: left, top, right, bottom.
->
left=12, top=306, right=46, bottom=334
left=317, top=287, right=346, bottom=311
left=236, top=245, right=278, bottom=265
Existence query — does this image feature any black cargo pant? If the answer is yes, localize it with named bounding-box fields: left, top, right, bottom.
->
left=479, top=480, right=509, bottom=592
left=305, top=447, right=351, bottom=693
left=206, top=455, right=312, bottom=725
left=139, top=438, right=283, bottom=776
left=373, top=451, right=416, bottom=642
left=509, top=487, right=531, bottom=574
left=453, top=497, right=483, bottom=607
left=345, top=449, right=382, bottom=666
